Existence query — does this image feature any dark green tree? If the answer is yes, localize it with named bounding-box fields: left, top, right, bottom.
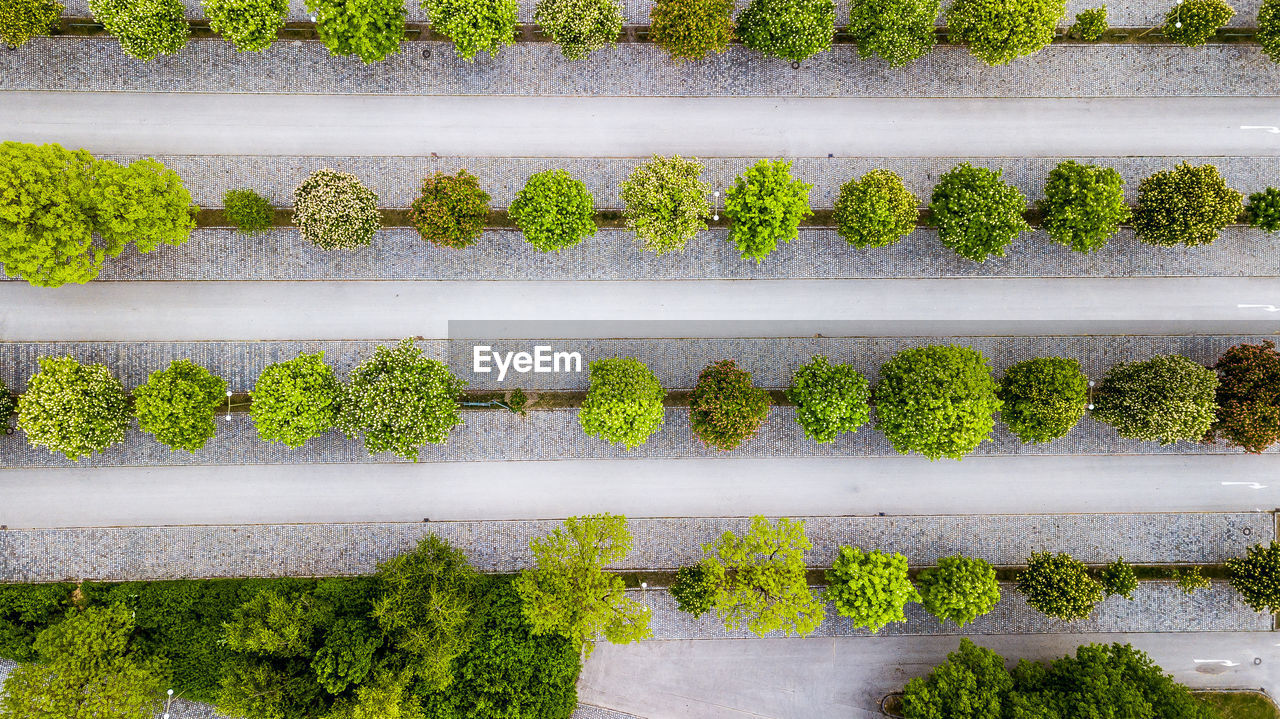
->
left=1132, top=163, right=1243, bottom=247
left=671, top=565, right=719, bottom=618
left=1246, top=187, right=1280, bottom=232
left=929, top=163, right=1030, bottom=262
left=133, top=359, right=228, bottom=452
left=902, top=638, right=1012, bottom=719
left=1017, top=552, right=1103, bottom=621
left=1038, top=160, right=1130, bottom=253
left=787, top=355, right=870, bottom=443
left=308, top=0, right=406, bottom=61
left=735, top=0, right=835, bottom=61
left=997, top=357, right=1089, bottom=444
left=1098, top=557, right=1138, bottom=600
left=916, top=555, right=1001, bottom=627
left=873, top=345, right=1002, bottom=460
left=1227, top=542, right=1280, bottom=614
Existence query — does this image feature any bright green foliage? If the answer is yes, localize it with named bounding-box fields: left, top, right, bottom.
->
left=902, top=638, right=1012, bottom=719
left=723, top=159, right=813, bottom=262
left=293, top=169, right=381, bottom=250
left=1038, top=160, right=1130, bottom=253
left=515, top=514, right=651, bottom=652
left=0, top=377, right=15, bottom=432
left=425, top=0, right=517, bottom=60
left=1260, top=0, right=1280, bottom=61
left=89, top=0, right=189, bottom=60
left=1092, top=354, right=1219, bottom=445
left=204, top=0, right=288, bottom=50
left=132, top=359, right=228, bottom=452
left=1171, top=567, right=1210, bottom=594
left=1132, top=163, right=1243, bottom=247
left=223, top=188, right=275, bottom=233
left=250, top=352, right=343, bottom=449
left=509, top=169, right=597, bottom=252
left=578, top=357, right=667, bottom=449
left=1227, top=542, right=1280, bottom=614
left=308, top=0, right=406, bottom=61
left=873, top=345, right=1002, bottom=460
left=620, top=155, right=710, bottom=254
left=1069, top=6, right=1108, bottom=38
left=1209, top=341, right=1280, bottom=453
left=832, top=170, right=919, bottom=248
left=649, top=0, right=735, bottom=61
left=0, top=0, right=62, bottom=48
left=786, top=355, right=870, bottom=443
left=90, top=158, right=198, bottom=253
left=916, top=555, right=1000, bottom=627
left=689, top=359, right=771, bottom=451
left=929, top=163, right=1029, bottom=262
left=0, top=583, right=74, bottom=661
left=825, top=547, right=920, bottom=633
left=18, top=355, right=129, bottom=461
left=409, top=170, right=491, bottom=249
left=735, top=0, right=835, bottom=61
left=534, top=0, right=623, bottom=59
left=846, top=0, right=938, bottom=66
left=997, top=357, right=1088, bottom=444
left=1098, top=557, right=1138, bottom=600
left=699, top=516, right=825, bottom=637
left=338, top=339, right=466, bottom=461
left=945, top=0, right=1064, bottom=64
left=1164, top=0, right=1233, bottom=45
left=0, top=604, right=167, bottom=719
left=1246, top=187, right=1280, bottom=232
left=1017, top=551, right=1103, bottom=621
left=670, top=565, right=718, bottom=618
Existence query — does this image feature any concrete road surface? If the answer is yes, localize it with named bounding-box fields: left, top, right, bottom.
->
left=4, top=93, right=1280, bottom=157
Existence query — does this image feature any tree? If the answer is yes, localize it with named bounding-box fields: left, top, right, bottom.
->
left=250, top=352, right=344, bottom=448
left=0, top=0, right=62, bottom=48
left=1246, top=187, right=1280, bottom=232
left=1068, top=6, right=1107, bottom=39
left=1038, top=160, right=1130, bottom=253
left=699, top=516, right=825, bottom=636
left=515, top=514, right=651, bottom=651
left=1171, top=567, right=1209, bottom=594
left=916, top=555, right=1001, bottom=627
left=89, top=0, right=189, bottom=60
left=619, top=155, right=710, bottom=254
left=649, top=0, right=735, bottom=61
left=0, top=377, right=14, bottom=432
left=1163, top=0, right=1233, bottom=45
left=409, top=170, right=491, bottom=249
left=1098, top=557, right=1138, bottom=600
left=670, top=565, right=718, bottom=618
left=832, top=170, right=919, bottom=248
left=1091, top=354, right=1218, bottom=445
left=846, top=0, right=938, bottom=66
left=1208, top=341, right=1280, bottom=453
left=91, top=158, right=198, bottom=253
left=689, top=359, right=771, bottom=451
left=424, top=0, right=517, bottom=60
left=735, top=0, right=835, bottom=61
left=1132, top=163, right=1243, bottom=247
left=1260, top=0, right=1280, bottom=61
left=825, top=547, right=920, bottom=633
left=873, top=345, right=1002, bottom=460
left=204, top=0, right=289, bottom=50
left=308, top=0, right=406, bottom=62
left=1017, top=551, right=1103, bottom=621
left=0, top=582, right=75, bottom=662
left=223, top=188, right=275, bottom=233
left=509, top=169, right=597, bottom=252
left=133, top=359, right=228, bottom=452
left=18, top=355, right=129, bottom=461
left=1227, top=542, right=1280, bottom=614
left=997, top=357, right=1088, bottom=444
left=929, top=163, right=1029, bottom=262
left=293, top=169, right=382, bottom=250
left=786, top=355, right=870, bottom=443
left=578, top=357, right=667, bottom=449
left=723, top=159, right=813, bottom=262
left=902, top=638, right=1012, bottom=719
left=534, top=0, right=623, bottom=59
left=946, top=0, right=1063, bottom=65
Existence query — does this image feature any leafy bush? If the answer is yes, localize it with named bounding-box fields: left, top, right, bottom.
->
left=1132, top=163, right=1243, bottom=247
left=649, top=0, right=735, bottom=61
left=832, top=170, right=918, bottom=248
left=689, top=359, right=771, bottom=451
left=670, top=565, right=718, bottom=618
left=620, top=155, right=710, bottom=254
left=1261, top=0, right=1280, bottom=61
left=1098, top=557, right=1138, bottom=600
left=578, top=357, right=667, bottom=449
left=534, top=0, right=623, bottom=59
left=825, top=547, right=920, bottom=633
left=1038, top=160, right=1129, bottom=253
left=929, top=163, right=1029, bottom=262
left=1163, top=0, right=1233, bottom=45
left=1227, top=542, right=1280, bottom=613
left=873, top=345, right=1002, bottom=460
left=90, top=0, right=189, bottom=60
left=308, top=0, right=406, bottom=62
left=0, top=583, right=74, bottom=661
left=509, top=169, right=597, bottom=252
left=425, top=0, right=517, bottom=60
left=133, top=359, right=228, bottom=452
left=222, top=188, right=274, bottom=234
left=0, top=0, right=62, bottom=48
left=736, top=0, right=835, bottom=61
left=846, top=0, right=938, bottom=66
left=786, top=355, right=870, bottom=443
left=903, top=639, right=1012, bottom=719
left=18, top=355, right=129, bottom=461
left=946, top=0, right=1064, bottom=64
left=997, top=357, right=1088, bottom=444
left=409, top=170, right=491, bottom=249
left=1209, top=341, right=1280, bottom=453
left=250, top=352, right=343, bottom=448
left=1246, top=187, right=1280, bottom=232
left=1069, top=6, right=1107, bottom=39
left=1091, top=354, right=1218, bottom=444
left=293, top=169, right=381, bottom=250
left=723, top=159, right=813, bottom=262
left=1171, top=567, right=1209, bottom=594
left=338, top=339, right=466, bottom=461
left=915, top=555, right=1000, bottom=627
left=204, top=0, right=288, bottom=51
left=1017, top=551, right=1103, bottom=621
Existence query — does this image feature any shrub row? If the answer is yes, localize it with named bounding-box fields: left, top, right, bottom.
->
left=6, top=340, right=1279, bottom=461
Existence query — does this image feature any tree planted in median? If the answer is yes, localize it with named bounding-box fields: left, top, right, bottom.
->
left=424, top=0, right=517, bottom=60
left=1163, top=0, right=1233, bottom=45
left=1132, top=163, right=1242, bottom=248
left=409, top=170, right=492, bottom=249
left=18, top=355, right=130, bottom=461
left=578, top=357, right=667, bottom=449
left=735, top=0, right=835, bottom=62
left=1017, top=551, right=1103, bottom=621
left=915, top=555, right=1000, bottom=627
left=308, top=0, right=406, bottom=62
left=0, top=0, right=62, bottom=48
left=534, top=0, right=624, bottom=59
left=873, top=345, right=1002, bottom=460
left=89, top=0, right=189, bottom=60
left=1227, top=542, right=1280, bottom=614
left=509, top=169, right=597, bottom=252
left=204, top=0, right=289, bottom=51
left=832, top=169, right=919, bottom=248
left=846, top=0, right=939, bottom=66
left=250, top=352, right=343, bottom=448
left=997, top=356, right=1089, bottom=444
left=133, top=359, right=228, bottom=452
left=929, top=163, right=1029, bottom=262
left=649, top=0, right=735, bottom=61
left=1091, top=354, right=1218, bottom=444
left=946, top=0, right=1064, bottom=65
left=786, top=354, right=870, bottom=443
left=620, top=155, right=711, bottom=254
left=1038, top=160, right=1129, bottom=253
left=723, top=159, right=813, bottom=262
left=689, top=359, right=771, bottom=451
left=1208, top=341, right=1280, bottom=453
left=825, top=547, right=920, bottom=633
left=293, top=169, right=382, bottom=251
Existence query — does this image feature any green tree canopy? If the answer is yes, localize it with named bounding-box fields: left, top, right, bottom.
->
left=534, top=0, right=624, bottom=59
left=929, top=163, right=1029, bottom=262
left=1091, top=354, right=1219, bottom=445
left=832, top=169, right=919, bottom=248
left=916, top=555, right=1001, bottom=627
left=1038, top=160, right=1130, bottom=253
left=723, top=159, right=813, bottom=261
left=903, top=638, right=1012, bottom=719
left=408, top=170, right=491, bottom=249
left=825, top=547, right=920, bottom=633
left=1208, top=341, right=1280, bottom=453
left=308, top=0, right=406, bottom=61
left=945, top=0, right=1064, bottom=64
left=250, top=352, right=344, bottom=448
left=997, top=357, right=1089, bottom=444
left=1132, top=163, right=1243, bottom=247
left=18, top=355, right=130, bottom=460
left=1227, top=542, right=1280, bottom=614
left=619, top=155, right=711, bottom=254
left=509, top=169, right=597, bottom=252
left=649, top=0, right=735, bottom=61
left=1017, top=551, right=1103, bottom=621
left=670, top=565, right=718, bottom=618
left=689, top=359, right=772, bottom=451
left=846, top=0, right=938, bottom=66
left=133, top=359, right=228, bottom=452
left=293, top=169, right=381, bottom=250
left=735, top=0, right=835, bottom=61
left=578, top=357, right=667, bottom=449
left=873, top=345, right=1002, bottom=460
left=89, top=0, right=189, bottom=60
left=786, top=354, right=870, bottom=443
left=424, top=0, right=517, bottom=60
left=1163, top=0, right=1233, bottom=45
left=0, top=0, right=63, bottom=48
left=203, top=0, right=289, bottom=50
left=1098, top=557, right=1138, bottom=600
left=1261, top=0, right=1280, bottom=61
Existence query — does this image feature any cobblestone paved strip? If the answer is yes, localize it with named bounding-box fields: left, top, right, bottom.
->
left=4, top=40, right=1277, bottom=96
